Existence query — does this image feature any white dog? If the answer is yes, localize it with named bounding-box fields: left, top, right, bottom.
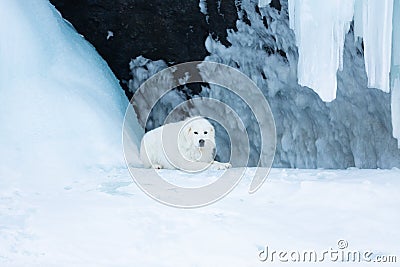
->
left=140, top=117, right=231, bottom=171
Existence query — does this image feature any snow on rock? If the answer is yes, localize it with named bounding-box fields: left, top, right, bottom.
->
left=106, top=30, right=114, bottom=40
left=288, top=0, right=354, bottom=101
left=0, top=0, right=143, bottom=180
left=199, top=0, right=208, bottom=15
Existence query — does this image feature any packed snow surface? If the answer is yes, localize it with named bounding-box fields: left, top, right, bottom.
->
left=1, top=168, right=399, bottom=266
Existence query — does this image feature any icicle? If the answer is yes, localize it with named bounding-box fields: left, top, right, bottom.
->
left=353, top=0, right=363, bottom=39
left=391, top=0, right=400, bottom=147
left=288, top=0, right=354, bottom=102
left=361, top=0, right=394, bottom=92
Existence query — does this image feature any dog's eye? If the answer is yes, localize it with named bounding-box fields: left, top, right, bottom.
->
left=204, top=131, right=208, bottom=134
left=194, top=131, right=198, bottom=135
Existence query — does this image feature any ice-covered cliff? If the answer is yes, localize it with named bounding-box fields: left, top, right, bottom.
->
left=129, top=0, right=400, bottom=168
left=206, top=0, right=400, bottom=168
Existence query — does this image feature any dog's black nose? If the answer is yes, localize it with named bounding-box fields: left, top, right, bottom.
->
left=199, top=139, right=205, bottom=147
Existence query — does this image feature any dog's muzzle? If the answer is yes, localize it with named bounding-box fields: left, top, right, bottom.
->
left=199, top=139, right=205, bottom=147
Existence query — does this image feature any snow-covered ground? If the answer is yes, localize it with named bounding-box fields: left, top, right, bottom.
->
left=1, top=168, right=399, bottom=266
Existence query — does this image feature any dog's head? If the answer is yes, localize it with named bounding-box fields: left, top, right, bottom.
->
left=182, top=117, right=215, bottom=150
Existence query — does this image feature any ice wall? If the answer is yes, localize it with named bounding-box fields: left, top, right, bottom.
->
left=130, top=0, right=400, bottom=168
left=208, top=0, right=400, bottom=168
left=0, top=0, right=143, bottom=179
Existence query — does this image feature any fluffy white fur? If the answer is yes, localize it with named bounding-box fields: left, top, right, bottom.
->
left=140, top=117, right=231, bottom=171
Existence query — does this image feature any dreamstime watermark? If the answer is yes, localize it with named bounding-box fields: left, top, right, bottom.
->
left=258, top=240, right=398, bottom=263
left=122, top=61, right=276, bottom=208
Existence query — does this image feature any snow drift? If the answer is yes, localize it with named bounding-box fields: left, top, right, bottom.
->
left=0, top=0, right=143, bottom=180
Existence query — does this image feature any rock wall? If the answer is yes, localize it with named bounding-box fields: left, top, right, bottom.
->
left=50, top=0, right=238, bottom=97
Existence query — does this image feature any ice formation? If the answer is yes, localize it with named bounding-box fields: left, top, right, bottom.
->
left=199, top=0, right=208, bottom=15
left=207, top=0, right=400, bottom=168
left=353, top=0, right=393, bottom=92
left=289, top=0, right=394, bottom=96
left=288, top=0, right=400, bottom=145
left=258, top=0, right=272, bottom=7
left=214, top=0, right=400, bottom=168
left=0, top=0, right=143, bottom=179
left=129, top=56, right=190, bottom=130
left=106, top=30, right=114, bottom=40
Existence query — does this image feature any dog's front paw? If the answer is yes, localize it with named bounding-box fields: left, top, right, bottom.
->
left=210, top=161, right=232, bottom=170
left=151, top=164, right=163, bottom=169
left=224, top=162, right=232, bottom=169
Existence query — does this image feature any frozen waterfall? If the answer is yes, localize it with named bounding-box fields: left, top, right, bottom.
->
left=288, top=0, right=400, bottom=146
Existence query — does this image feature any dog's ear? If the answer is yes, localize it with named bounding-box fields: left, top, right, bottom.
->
left=180, top=124, right=192, bottom=143
left=180, top=120, right=195, bottom=145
